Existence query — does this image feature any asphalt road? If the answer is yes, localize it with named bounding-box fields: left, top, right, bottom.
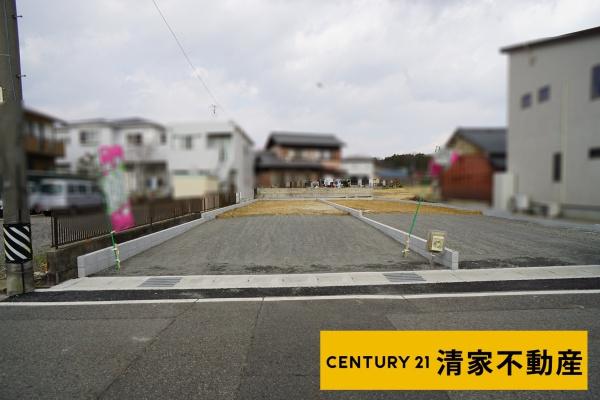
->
left=369, top=213, right=600, bottom=268
left=0, top=292, right=598, bottom=399
left=99, top=215, right=428, bottom=276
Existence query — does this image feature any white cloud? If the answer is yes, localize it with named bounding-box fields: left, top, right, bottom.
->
left=17, top=0, right=600, bottom=156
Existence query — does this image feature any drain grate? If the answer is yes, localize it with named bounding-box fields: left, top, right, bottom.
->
left=139, top=277, right=182, bottom=288
left=382, top=272, right=425, bottom=283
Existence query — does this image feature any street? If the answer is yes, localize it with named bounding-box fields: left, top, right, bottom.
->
left=1, top=291, right=598, bottom=399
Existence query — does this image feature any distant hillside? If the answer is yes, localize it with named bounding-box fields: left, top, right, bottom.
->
left=377, top=153, right=431, bottom=173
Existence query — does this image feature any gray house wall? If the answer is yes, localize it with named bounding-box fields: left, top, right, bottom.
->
left=506, top=34, right=600, bottom=219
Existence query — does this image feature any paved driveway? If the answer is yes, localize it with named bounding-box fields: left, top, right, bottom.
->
left=98, top=215, right=427, bottom=276
left=368, top=213, right=600, bottom=268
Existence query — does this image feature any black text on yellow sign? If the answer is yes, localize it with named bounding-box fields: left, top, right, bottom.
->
left=320, top=331, right=587, bottom=390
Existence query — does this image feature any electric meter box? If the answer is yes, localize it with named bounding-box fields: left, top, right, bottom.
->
left=427, top=230, right=446, bottom=253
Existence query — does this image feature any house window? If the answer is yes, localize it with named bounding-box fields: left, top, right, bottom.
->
left=184, top=136, right=193, bottom=150
left=207, top=134, right=230, bottom=162
left=79, top=130, right=99, bottom=145
left=160, top=132, right=167, bottom=145
left=538, top=85, right=550, bottom=103
left=590, top=147, right=600, bottom=159
left=127, top=133, right=143, bottom=146
left=322, top=150, right=331, bottom=160
left=592, top=64, right=600, bottom=100
left=553, top=152, right=562, bottom=182
left=521, top=93, right=532, bottom=109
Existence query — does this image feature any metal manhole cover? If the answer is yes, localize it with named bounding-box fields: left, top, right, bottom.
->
left=139, top=277, right=182, bottom=288
left=382, top=272, right=425, bottom=283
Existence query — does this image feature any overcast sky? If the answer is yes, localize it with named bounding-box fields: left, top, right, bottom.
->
left=17, top=0, right=600, bottom=156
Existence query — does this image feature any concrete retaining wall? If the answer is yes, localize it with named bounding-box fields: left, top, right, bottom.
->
left=47, top=212, right=204, bottom=283
left=320, top=199, right=459, bottom=269
left=77, top=200, right=256, bottom=277
left=257, top=187, right=373, bottom=199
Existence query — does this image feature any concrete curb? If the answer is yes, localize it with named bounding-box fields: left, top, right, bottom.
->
left=77, top=200, right=256, bottom=277
left=320, top=199, right=459, bottom=270
left=40, top=265, right=600, bottom=292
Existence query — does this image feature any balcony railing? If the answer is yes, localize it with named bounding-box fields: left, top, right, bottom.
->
left=23, top=135, right=65, bottom=158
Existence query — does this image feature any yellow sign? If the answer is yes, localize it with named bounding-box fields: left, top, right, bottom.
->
left=320, top=331, right=587, bottom=390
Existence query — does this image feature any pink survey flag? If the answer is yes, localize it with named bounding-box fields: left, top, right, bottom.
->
left=98, top=145, right=135, bottom=232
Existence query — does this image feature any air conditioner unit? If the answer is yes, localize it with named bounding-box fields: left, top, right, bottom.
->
left=546, top=202, right=561, bottom=218
left=513, top=194, right=530, bottom=212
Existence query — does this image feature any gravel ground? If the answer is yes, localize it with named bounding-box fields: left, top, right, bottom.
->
left=98, top=215, right=428, bottom=276
left=0, top=216, right=52, bottom=280
left=369, top=213, right=600, bottom=268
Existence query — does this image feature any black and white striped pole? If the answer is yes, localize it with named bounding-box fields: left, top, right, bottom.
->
left=1, top=0, right=34, bottom=295
left=3, top=223, right=34, bottom=293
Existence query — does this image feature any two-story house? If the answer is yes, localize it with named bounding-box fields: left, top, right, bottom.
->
left=255, top=132, right=344, bottom=187
left=167, top=121, right=255, bottom=200
left=441, top=127, right=507, bottom=203
left=55, top=117, right=170, bottom=197
left=500, top=26, right=600, bottom=219
left=23, top=108, right=66, bottom=171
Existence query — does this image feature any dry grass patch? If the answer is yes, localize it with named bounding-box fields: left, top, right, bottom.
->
left=218, top=200, right=346, bottom=218
left=333, top=199, right=481, bottom=215
left=373, top=185, right=432, bottom=200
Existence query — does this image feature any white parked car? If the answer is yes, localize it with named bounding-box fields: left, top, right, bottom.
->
left=32, top=178, right=105, bottom=215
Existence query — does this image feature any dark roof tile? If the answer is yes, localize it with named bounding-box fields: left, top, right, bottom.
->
left=501, top=25, right=600, bottom=53
left=267, top=132, right=344, bottom=148
left=448, top=127, right=506, bottom=154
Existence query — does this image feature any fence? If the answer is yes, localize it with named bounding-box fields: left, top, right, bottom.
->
left=51, top=192, right=236, bottom=248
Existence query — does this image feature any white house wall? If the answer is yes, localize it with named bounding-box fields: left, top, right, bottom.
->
left=342, top=161, right=375, bottom=179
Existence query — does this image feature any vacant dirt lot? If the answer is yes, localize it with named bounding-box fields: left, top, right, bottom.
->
left=333, top=199, right=481, bottom=216
left=218, top=200, right=345, bottom=218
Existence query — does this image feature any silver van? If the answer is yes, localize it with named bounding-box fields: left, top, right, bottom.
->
left=33, top=178, right=104, bottom=214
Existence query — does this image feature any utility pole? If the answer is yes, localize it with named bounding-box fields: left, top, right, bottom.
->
left=1, top=0, right=34, bottom=295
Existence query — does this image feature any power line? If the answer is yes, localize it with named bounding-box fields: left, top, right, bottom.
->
left=150, top=0, right=225, bottom=115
